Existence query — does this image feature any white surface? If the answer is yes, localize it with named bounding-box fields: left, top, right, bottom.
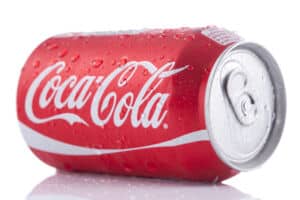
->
left=0, top=0, right=298, bottom=199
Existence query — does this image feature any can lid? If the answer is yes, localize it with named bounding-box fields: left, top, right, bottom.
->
left=205, top=42, right=286, bottom=171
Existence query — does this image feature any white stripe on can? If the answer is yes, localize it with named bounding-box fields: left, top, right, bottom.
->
left=19, top=122, right=209, bottom=156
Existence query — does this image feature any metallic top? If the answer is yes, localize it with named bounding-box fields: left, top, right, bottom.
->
left=205, top=42, right=286, bottom=171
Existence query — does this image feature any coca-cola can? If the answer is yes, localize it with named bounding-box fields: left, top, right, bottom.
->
left=17, top=26, right=286, bottom=182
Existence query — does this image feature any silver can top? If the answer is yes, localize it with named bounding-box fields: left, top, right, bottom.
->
left=205, top=42, right=286, bottom=171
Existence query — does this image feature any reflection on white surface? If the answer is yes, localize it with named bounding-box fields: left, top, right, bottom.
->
left=28, top=171, right=258, bottom=200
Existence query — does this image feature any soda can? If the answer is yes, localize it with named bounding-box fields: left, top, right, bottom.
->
left=17, top=26, right=286, bottom=182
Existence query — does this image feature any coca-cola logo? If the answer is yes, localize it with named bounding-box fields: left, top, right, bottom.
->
left=25, top=61, right=188, bottom=128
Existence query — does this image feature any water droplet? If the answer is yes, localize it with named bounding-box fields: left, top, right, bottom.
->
left=120, top=56, right=128, bottom=65
left=178, top=115, right=183, bottom=121
left=93, top=144, right=104, bottom=149
left=271, top=112, right=276, bottom=121
left=121, top=78, right=127, bottom=85
left=163, top=123, right=168, bottom=129
left=186, top=34, right=196, bottom=40
left=65, top=66, right=71, bottom=72
left=174, top=33, right=181, bottom=40
left=33, top=60, right=40, bottom=68
left=50, top=121, right=56, bottom=127
left=49, top=59, right=58, bottom=65
left=71, top=54, right=80, bottom=62
left=159, top=33, right=167, bottom=38
left=47, top=43, right=58, bottom=50
left=203, top=67, right=208, bottom=73
left=74, top=35, right=84, bottom=40
left=58, top=49, right=68, bottom=58
left=146, top=34, right=154, bottom=39
left=33, top=71, right=39, bottom=77
left=116, top=139, right=122, bottom=145
left=91, top=58, right=104, bottom=68
left=143, top=69, right=148, bottom=76
left=119, top=34, right=130, bottom=39
left=123, top=164, right=133, bottom=173
left=187, top=65, right=194, bottom=71
left=159, top=55, right=165, bottom=60
left=111, top=59, right=116, bottom=66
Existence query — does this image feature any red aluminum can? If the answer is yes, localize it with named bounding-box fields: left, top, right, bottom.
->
left=17, top=26, right=286, bottom=182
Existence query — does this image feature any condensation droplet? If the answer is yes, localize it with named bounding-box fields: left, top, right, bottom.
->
left=121, top=78, right=127, bottom=85
left=163, top=123, right=168, bottom=129
left=33, top=71, right=39, bottom=77
left=33, top=60, right=40, bottom=68
left=51, top=59, right=59, bottom=65
left=120, top=56, right=128, bottom=65
left=50, top=121, right=56, bottom=128
left=203, top=67, right=208, bottom=73
left=159, top=55, right=165, bottom=60
left=146, top=34, right=155, bottom=39
left=119, top=34, right=130, bottom=39
left=187, top=34, right=196, bottom=40
left=65, top=66, right=71, bottom=72
left=271, top=112, right=276, bottom=121
left=143, top=69, right=148, bottom=76
left=47, top=43, right=58, bottom=50
left=58, top=49, right=68, bottom=58
left=91, top=59, right=104, bottom=68
left=71, top=54, right=80, bottom=62
left=159, top=33, right=167, bottom=39
left=174, top=33, right=181, bottom=40
left=92, top=144, right=104, bottom=149
left=178, top=115, right=183, bottom=121
left=123, top=164, right=133, bottom=173
left=187, top=65, right=194, bottom=71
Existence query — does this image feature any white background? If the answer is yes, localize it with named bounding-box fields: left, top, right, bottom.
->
left=0, top=0, right=298, bottom=199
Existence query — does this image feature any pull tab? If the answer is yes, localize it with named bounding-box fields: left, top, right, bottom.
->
left=225, top=69, right=258, bottom=126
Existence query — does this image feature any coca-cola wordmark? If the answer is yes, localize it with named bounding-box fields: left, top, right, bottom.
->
left=25, top=60, right=188, bottom=129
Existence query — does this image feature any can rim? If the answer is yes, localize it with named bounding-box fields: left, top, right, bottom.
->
left=205, top=41, right=286, bottom=171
